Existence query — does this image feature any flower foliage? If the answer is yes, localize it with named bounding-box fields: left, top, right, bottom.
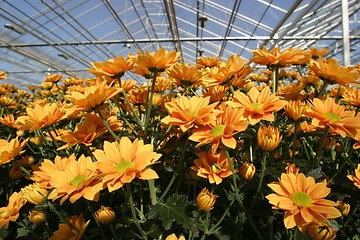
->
left=0, top=46, right=360, bottom=239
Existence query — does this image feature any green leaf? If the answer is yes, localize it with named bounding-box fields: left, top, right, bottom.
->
left=17, top=225, right=30, bottom=238
left=148, top=194, right=199, bottom=236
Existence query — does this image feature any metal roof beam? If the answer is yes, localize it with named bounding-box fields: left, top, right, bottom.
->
left=259, top=0, right=302, bottom=48
left=218, top=0, right=241, bottom=58
left=266, top=0, right=321, bottom=49
left=163, top=0, right=183, bottom=59
left=2, top=35, right=360, bottom=48
left=102, top=0, right=143, bottom=52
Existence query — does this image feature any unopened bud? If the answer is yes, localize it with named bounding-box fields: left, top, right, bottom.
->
left=239, top=162, right=256, bottom=180
left=95, top=205, right=115, bottom=224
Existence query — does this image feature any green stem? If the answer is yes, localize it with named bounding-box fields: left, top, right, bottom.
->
left=208, top=199, right=235, bottom=234
left=17, top=164, right=31, bottom=176
left=87, top=201, right=107, bottom=240
left=148, top=179, right=157, bottom=205
left=316, top=79, right=329, bottom=97
left=328, top=144, right=351, bottom=184
left=96, top=107, right=120, bottom=141
left=296, top=65, right=303, bottom=78
left=250, top=152, right=267, bottom=212
left=126, top=184, right=148, bottom=240
left=200, top=211, right=211, bottom=240
left=159, top=136, right=190, bottom=202
left=271, top=65, right=279, bottom=94
left=267, top=215, right=274, bottom=240
left=249, top=140, right=254, bottom=163
left=224, top=147, right=239, bottom=198
left=143, top=72, right=158, bottom=142
left=117, top=79, right=142, bottom=126
left=224, top=145, right=264, bottom=240
left=110, top=223, right=118, bottom=240
left=312, top=126, right=330, bottom=167
left=47, top=201, right=78, bottom=232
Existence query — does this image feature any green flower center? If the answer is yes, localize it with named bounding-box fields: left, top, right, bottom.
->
left=249, top=103, right=264, bottom=111
left=324, top=112, right=341, bottom=123
left=290, top=192, right=312, bottom=208
left=211, top=163, right=221, bottom=173
left=210, top=125, right=226, bottom=136
left=115, top=161, right=134, bottom=175
left=70, top=175, right=88, bottom=188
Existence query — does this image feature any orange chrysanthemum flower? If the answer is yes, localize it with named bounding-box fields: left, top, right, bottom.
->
left=251, top=47, right=311, bottom=67
left=257, top=125, right=282, bottom=152
left=0, top=137, right=28, bottom=166
left=308, top=58, right=360, bottom=85
left=58, top=112, right=121, bottom=149
left=16, top=103, right=66, bottom=132
left=0, top=96, right=17, bottom=109
left=227, top=86, right=288, bottom=125
left=20, top=182, right=49, bottom=205
left=31, top=155, right=75, bottom=188
left=0, top=114, right=18, bottom=129
left=308, top=48, right=329, bottom=59
left=284, top=100, right=310, bottom=121
left=165, top=233, right=186, bottom=240
left=0, top=71, right=7, bottom=80
left=167, top=63, right=204, bottom=87
left=44, top=73, right=63, bottom=83
left=49, top=214, right=90, bottom=240
left=47, top=155, right=102, bottom=204
left=196, top=56, right=221, bottom=69
left=93, top=137, right=161, bottom=192
left=347, top=164, right=360, bottom=189
left=189, top=105, right=248, bottom=152
left=342, top=87, right=360, bottom=107
left=205, top=55, right=249, bottom=86
left=162, top=96, right=219, bottom=132
left=65, top=80, right=121, bottom=112
left=0, top=192, right=27, bottom=229
left=88, top=55, right=135, bottom=78
left=135, top=48, right=180, bottom=73
left=266, top=173, right=341, bottom=229
left=308, top=98, right=360, bottom=138
left=202, top=85, right=229, bottom=102
left=191, top=149, right=233, bottom=185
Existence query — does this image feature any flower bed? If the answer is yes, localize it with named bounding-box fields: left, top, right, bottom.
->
left=0, top=47, right=360, bottom=239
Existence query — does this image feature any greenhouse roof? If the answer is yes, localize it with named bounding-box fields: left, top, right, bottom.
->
left=0, top=0, right=359, bottom=88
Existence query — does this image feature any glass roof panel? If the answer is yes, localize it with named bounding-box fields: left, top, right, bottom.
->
left=0, top=0, right=359, bottom=89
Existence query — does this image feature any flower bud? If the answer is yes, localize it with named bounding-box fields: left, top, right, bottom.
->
left=324, top=137, right=336, bottom=150
left=95, top=205, right=115, bottom=224
left=28, top=210, right=46, bottom=225
left=307, top=222, right=336, bottom=240
left=30, top=136, right=44, bottom=145
left=20, top=183, right=48, bottom=204
left=335, top=143, right=343, bottom=153
left=9, top=165, right=22, bottom=180
left=19, top=156, right=35, bottom=167
left=196, top=188, right=218, bottom=212
left=285, top=163, right=300, bottom=175
left=16, top=130, right=25, bottom=137
left=165, top=233, right=186, bottom=240
left=239, top=162, right=256, bottom=180
left=335, top=200, right=350, bottom=216
left=241, top=151, right=249, bottom=162
left=257, top=125, right=282, bottom=152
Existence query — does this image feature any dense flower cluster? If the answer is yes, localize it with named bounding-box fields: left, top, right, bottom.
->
left=0, top=46, right=359, bottom=239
